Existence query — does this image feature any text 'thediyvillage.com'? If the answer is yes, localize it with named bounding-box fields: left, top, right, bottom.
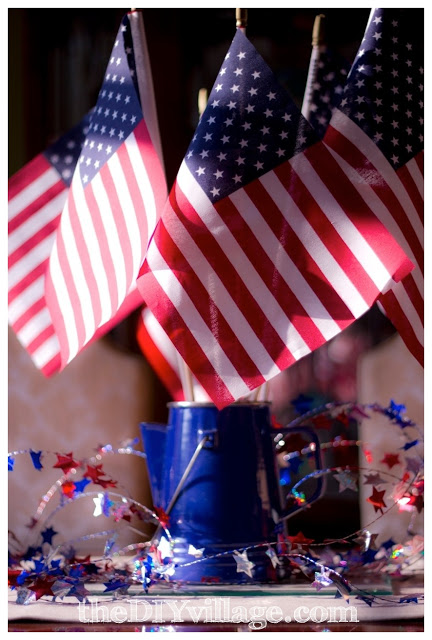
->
left=78, top=597, right=359, bottom=630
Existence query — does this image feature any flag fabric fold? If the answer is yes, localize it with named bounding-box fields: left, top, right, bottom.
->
left=137, top=27, right=413, bottom=410
left=323, top=7, right=424, bottom=366
left=136, top=307, right=211, bottom=402
left=43, top=11, right=167, bottom=370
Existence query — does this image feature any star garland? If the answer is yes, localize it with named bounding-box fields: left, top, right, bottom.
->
left=8, top=399, right=423, bottom=609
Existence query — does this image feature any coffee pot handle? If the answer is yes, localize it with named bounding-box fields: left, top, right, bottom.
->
left=275, top=425, right=324, bottom=520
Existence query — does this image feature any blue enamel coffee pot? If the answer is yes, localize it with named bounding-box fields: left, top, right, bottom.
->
left=140, top=401, right=322, bottom=583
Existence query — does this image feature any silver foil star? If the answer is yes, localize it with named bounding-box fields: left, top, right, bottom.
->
left=233, top=550, right=255, bottom=577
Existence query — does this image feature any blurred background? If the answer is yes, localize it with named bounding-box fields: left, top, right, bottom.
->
left=8, top=8, right=423, bottom=557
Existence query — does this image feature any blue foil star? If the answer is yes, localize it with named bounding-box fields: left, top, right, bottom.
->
left=385, top=400, right=415, bottom=428
left=400, top=597, right=418, bottom=604
left=33, top=559, right=48, bottom=574
left=287, top=456, right=303, bottom=474
left=381, top=538, right=396, bottom=551
left=279, top=468, right=291, bottom=486
left=29, top=450, right=43, bottom=470
left=103, top=579, right=130, bottom=594
left=291, top=394, right=314, bottom=415
left=102, top=492, right=114, bottom=517
left=73, top=477, right=91, bottom=494
left=400, top=440, right=419, bottom=451
left=388, top=399, right=406, bottom=416
left=361, top=548, right=378, bottom=564
left=41, top=527, right=58, bottom=545
left=357, top=595, right=375, bottom=607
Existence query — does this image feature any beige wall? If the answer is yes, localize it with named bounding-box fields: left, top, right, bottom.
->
left=358, top=333, right=424, bottom=544
left=8, top=327, right=164, bottom=556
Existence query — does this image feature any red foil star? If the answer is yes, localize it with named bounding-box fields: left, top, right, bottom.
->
left=83, top=464, right=106, bottom=482
left=8, top=569, right=22, bottom=587
left=367, top=487, right=387, bottom=514
left=363, top=448, right=373, bottom=464
left=335, top=412, right=350, bottom=427
left=153, top=506, right=170, bottom=528
left=29, top=576, right=57, bottom=600
left=380, top=453, right=401, bottom=469
left=95, top=476, right=118, bottom=489
left=405, top=493, right=424, bottom=513
left=25, top=517, right=38, bottom=530
left=311, top=414, right=332, bottom=430
left=53, top=453, right=80, bottom=475
left=62, top=481, right=76, bottom=499
left=271, top=415, right=283, bottom=430
left=287, top=531, right=314, bottom=550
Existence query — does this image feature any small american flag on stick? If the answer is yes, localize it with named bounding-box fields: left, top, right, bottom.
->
left=137, top=27, right=413, bottom=409
left=8, top=116, right=90, bottom=375
left=301, top=14, right=351, bottom=138
left=44, top=11, right=167, bottom=370
left=324, top=7, right=423, bottom=365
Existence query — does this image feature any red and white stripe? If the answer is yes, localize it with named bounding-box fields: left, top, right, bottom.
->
left=324, top=109, right=423, bottom=365
left=138, top=141, right=413, bottom=409
left=8, top=152, right=153, bottom=374
left=45, top=119, right=167, bottom=368
left=8, top=154, right=66, bottom=375
left=137, top=307, right=211, bottom=402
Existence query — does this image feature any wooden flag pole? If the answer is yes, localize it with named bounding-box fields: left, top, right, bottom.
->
left=174, top=87, right=210, bottom=403
left=177, top=354, right=195, bottom=403
left=128, top=9, right=195, bottom=402
left=301, top=14, right=326, bottom=121
left=129, top=9, right=165, bottom=167
left=198, top=88, right=208, bottom=119
left=174, top=88, right=210, bottom=402
left=236, top=8, right=248, bottom=32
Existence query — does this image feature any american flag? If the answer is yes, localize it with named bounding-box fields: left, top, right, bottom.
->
left=324, top=8, right=424, bottom=365
left=9, top=110, right=148, bottom=376
left=302, top=46, right=350, bottom=138
left=44, top=11, right=167, bottom=370
left=137, top=28, right=413, bottom=409
left=8, top=116, right=89, bottom=375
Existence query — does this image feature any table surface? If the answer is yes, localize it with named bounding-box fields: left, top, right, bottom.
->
left=9, top=578, right=424, bottom=633
left=7, top=619, right=425, bottom=632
